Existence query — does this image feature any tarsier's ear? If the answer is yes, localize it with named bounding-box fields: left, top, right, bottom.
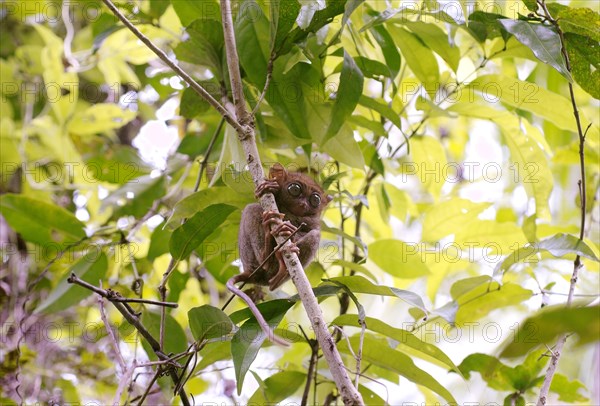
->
left=326, top=194, right=334, bottom=204
left=269, top=163, right=287, bottom=181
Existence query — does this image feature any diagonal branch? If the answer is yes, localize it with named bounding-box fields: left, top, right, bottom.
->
left=100, top=0, right=244, bottom=135
left=67, top=273, right=190, bottom=406
left=219, top=1, right=364, bottom=404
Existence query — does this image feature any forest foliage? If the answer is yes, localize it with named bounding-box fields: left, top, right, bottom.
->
left=0, top=0, right=599, bottom=404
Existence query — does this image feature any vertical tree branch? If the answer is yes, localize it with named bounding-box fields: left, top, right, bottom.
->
left=219, top=1, right=363, bottom=404
left=535, top=2, right=588, bottom=405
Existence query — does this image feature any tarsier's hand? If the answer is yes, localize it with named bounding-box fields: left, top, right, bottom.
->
left=255, top=179, right=280, bottom=198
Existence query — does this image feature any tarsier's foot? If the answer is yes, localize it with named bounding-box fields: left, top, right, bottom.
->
left=268, top=244, right=299, bottom=290
left=261, top=211, right=285, bottom=234
left=255, top=180, right=280, bottom=198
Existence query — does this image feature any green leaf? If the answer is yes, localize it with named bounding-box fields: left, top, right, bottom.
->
left=564, top=33, right=600, bottom=99
left=333, top=314, right=460, bottom=373
left=468, top=74, right=582, bottom=131
left=237, top=1, right=310, bottom=140
left=229, top=299, right=295, bottom=324
left=0, top=194, right=86, bottom=247
left=231, top=300, right=290, bottom=394
left=327, top=275, right=427, bottom=312
left=147, top=222, right=172, bottom=262
left=467, top=11, right=510, bottom=43
left=353, top=56, right=394, bottom=79
left=248, top=371, right=305, bottom=404
left=368, top=24, right=401, bottom=77
left=171, top=0, right=219, bottom=26
left=522, top=0, right=538, bottom=12
left=198, top=213, right=241, bottom=284
left=400, top=21, right=460, bottom=71
left=235, top=0, right=269, bottom=87
left=166, top=187, right=249, bottom=229
left=458, top=353, right=525, bottom=391
left=166, top=269, right=189, bottom=304
left=358, top=95, right=402, bottom=132
left=85, top=146, right=150, bottom=184
left=175, top=19, right=224, bottom=79
left=557, top=7, right=600, bottom=41
left=196, top=340, right=231, bottom=371
left=408, top=136, right=447, bottom=200
left=35, top=252, right=108, bottom=313
left=101, top=175, right=166, bottom=218
left=32, top=24, right=79, bottom=125
left=140, top=310, right=188, bottom=360
left=501, top=305, right=600, bottom=357
left=498, top=20, right=572, bottom=81
left=360, top=7, right=402, bottom=31
left=324, top=50, right=364, bottom=143
left=450, top=275, right=493, bottom=300
left=549, top=374, right=589, bottom=403
left=358, top=384, right=387, bottom=405
left=422, top=199, right=492, bottom=242
left=369, top=239, right=430, bottom=279
left=179, top=86, right=211, bottom=118
left=386, top=184, right=418, bottom=219
left=322, top=124, right=366, bottom=169
left=339, top=335, right=456, bottom=404
left=321, top=223, right=367, bottom=258
left=502, top=126, right=554, bottom=221
left=495, top=233, right=600, bottom=277
left=188, top=305, right=234, bottom=341
left=276, top=1, right=346, bottom=55
left=454, top=220, right=528, bottom=253
left=330, top=260, right=377, bottom=281
left=148, top=0, right=170, bottom=18
left=67, top=104, right=136, bottom=136
left=271, top=0, right=301, bottom=50
left=169, top=204, right=237, bottom=260
left=456, top=282, right=533, bottom=324
left=387, top=26, right=439, bottom=97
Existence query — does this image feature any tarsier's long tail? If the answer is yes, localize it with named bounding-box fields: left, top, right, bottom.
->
left=226, top=278, right=289, bottom=347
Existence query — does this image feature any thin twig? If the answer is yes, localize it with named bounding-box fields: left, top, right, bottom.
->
left=114, top=360, right=137, bottom=405
left=221, top=222, right=306, bottom=311
left=301, top=338, right=319, bottom=406
left=251, top=55, right=275, bottom=116
left=99, top=0, right=243, bottom=134
left=535, top=2, right=589, bottom=404
left=158, top=257, right=178, bottom=349
left=66, top=275, right=178, bottom=308
left=66, top=273, right=190, bottom=405
left=136, top=367, right=161, bottom=406
left=98, top=296, right=127, bottom=371
left=194, top=117, right=225, bottom=192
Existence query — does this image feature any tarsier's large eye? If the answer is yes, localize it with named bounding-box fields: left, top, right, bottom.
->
left=287, top=183, right=302, bottom=197
left=309, top=193, right=321, bottom=208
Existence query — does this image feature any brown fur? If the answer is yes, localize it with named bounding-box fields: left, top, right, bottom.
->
left=235, top=163, right=332, bottom=290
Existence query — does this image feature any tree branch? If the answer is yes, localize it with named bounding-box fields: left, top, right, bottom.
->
left=219, top=1, right=363, bottom=404
left=535, top=2, right=588, bottom=405
left=99, top=0, right=244, bottom=135
left=67, top=273, right=190, bottom=406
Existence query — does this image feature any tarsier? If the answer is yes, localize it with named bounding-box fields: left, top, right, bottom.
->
left=227, top=163, right=332, bottom=346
